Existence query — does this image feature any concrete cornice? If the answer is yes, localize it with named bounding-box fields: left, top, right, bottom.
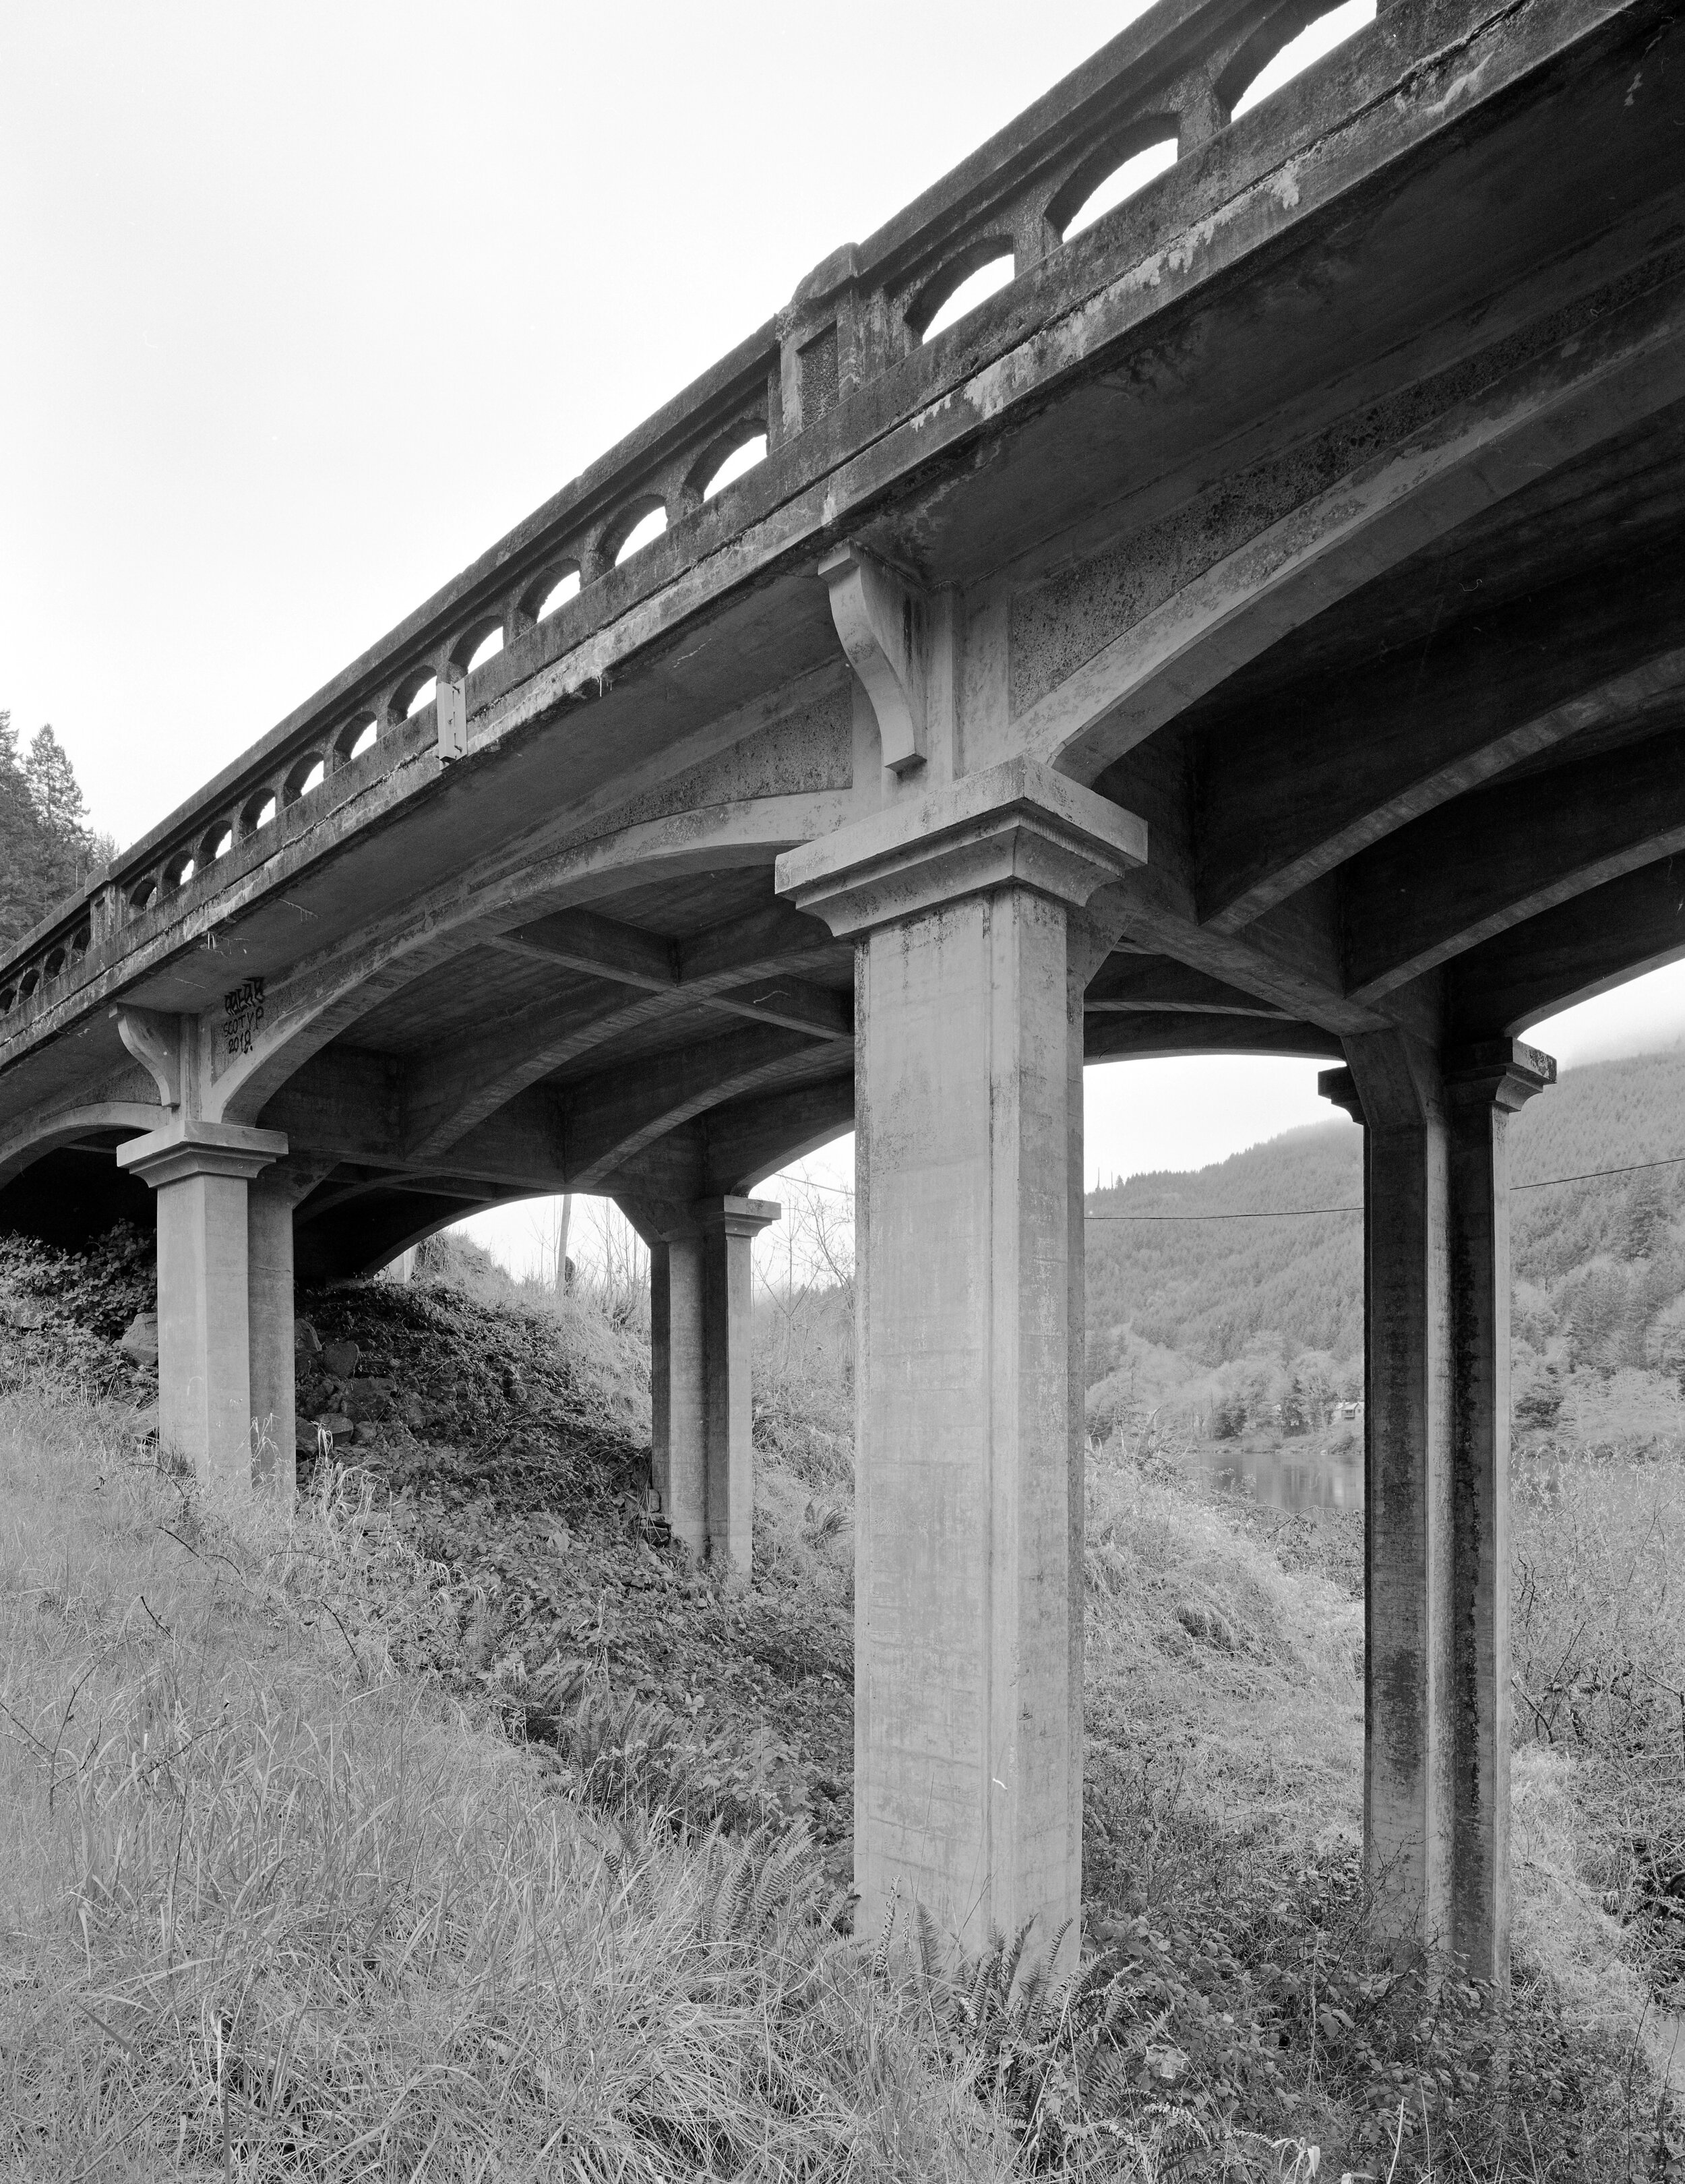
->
left=775, top=759, right=1147, bottom=936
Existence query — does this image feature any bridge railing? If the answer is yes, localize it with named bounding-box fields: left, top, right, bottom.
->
left=0, top=0, right=1390, bottom=1031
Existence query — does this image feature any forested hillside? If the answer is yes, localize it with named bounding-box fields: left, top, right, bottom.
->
left=1086, top=1045, right=1685, bottom=1376
left=0, top=709, right=107, bottom=948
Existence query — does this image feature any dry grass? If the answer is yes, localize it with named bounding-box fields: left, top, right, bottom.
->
left=0, top=1378, right=1029, bottom=2181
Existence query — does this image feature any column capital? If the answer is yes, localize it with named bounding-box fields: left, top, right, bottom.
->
left=117, top=1116, right=288, bottom=1190
left=774, top=758, right=1146, bottom=937
left=1318, top=1065, right=1365, bottom=1125
left=696, top=1193, right=780, bottom=1239
left=1444, top=1038, right=1556, bottom=1113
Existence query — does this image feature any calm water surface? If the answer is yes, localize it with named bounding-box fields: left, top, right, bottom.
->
left=1174, top=1436, right=1364, bottom=1514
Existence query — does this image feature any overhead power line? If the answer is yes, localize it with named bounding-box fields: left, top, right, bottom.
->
left=1084, top=1149, right=1685, bottom=1222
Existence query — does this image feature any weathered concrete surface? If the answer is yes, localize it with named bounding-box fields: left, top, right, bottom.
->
left=0, top=0, right=1681, bottom=1982
left=1324, top=1038, right=1552, bottom=1979
left=700, top=1197, right=779, bottom=1577
left=781, top=770, right=1142, bottom=1955
left=117, top=1119, right=288, bottom=1480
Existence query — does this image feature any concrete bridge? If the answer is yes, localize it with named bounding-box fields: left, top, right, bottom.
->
left=3, top=0, right=1682, bottom=1986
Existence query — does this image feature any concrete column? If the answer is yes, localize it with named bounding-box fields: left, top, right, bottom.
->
left=1322, top=1036, right=1552, bottom=1982
left=1445, top=1042, right=1552, bottom=1986
left=247, top=1174, right=298, bottom=1496
left=117, top=1116, right=288, bottom=1484
left=698, top=1196, right=778, bottom=1575
left=778, top=758, right=1146, bottom=1960
left=648, top=1230, right=706, bottom=1558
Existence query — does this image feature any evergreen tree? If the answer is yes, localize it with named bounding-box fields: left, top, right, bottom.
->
left=25, top=725, right=88, bottom=837
left=0, top=709, right=100, bottom=948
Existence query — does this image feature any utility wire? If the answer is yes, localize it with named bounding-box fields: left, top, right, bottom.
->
left=1084, top=1149, right=1685, bottom=1221
left=778, top=1153, right=1685, bottom=1219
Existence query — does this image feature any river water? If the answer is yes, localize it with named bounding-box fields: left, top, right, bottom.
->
left=1172, top=1434, right=1365, bottom=1513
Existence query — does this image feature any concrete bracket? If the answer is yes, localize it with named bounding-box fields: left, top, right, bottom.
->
left=113, top=1006, right=182, bottom=1110
left=1445, top=1038, right=1556, bottom=1113
left=695, top=1193, right=780, bottom=1240
left=1318, top=1064, right=1365, bottom=1126
left=818, top=543, right=929, bottom=777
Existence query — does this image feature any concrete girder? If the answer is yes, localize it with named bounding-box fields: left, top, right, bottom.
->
left=0, top=1097, right=165, bottom=1192
left=403, top=987, right=679, bottom=1161
left=1084, top=953, right=1291, bottom=1017
left=563, top=1022, right=843, bottom=1192
left=1084, top=1010, right=1342, bottom=1063
left=208, top=793, right=848, bottom=1129
left=698, top=1074, right=856, bottom=1197
left=1196, top=601, right=1685, bottom=934
left=1446, top=852, right=1685, bottom=1039
left=1344, top=721, right=1685, bottom=1002
left=1016, top=265, right=1685, bottom=789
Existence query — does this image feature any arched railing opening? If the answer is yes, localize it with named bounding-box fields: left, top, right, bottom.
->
left=1228, top=0, right=1375, bottom=119
left=1059, top=138, right=1178, bottom=241
left=202, top=822, right=235, bottom=863
left=696, top=429, right=768, bottom=502
left=914, top=243, right=1016, bottom=344
left=525, top=564, right=580, bottom=621
left=612, top=502, right=668, bottom=566
left=243, top=792, right=277, bottom=835
left=402, top=674, right=438, bottom=721
left=338, top=715, right=379, bottom=762
left=464, top=624, right=503, bottom=672
left=284, top=754, right=326, bottom=806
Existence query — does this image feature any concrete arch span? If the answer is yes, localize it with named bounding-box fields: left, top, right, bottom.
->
left=210, top=790, right=851, bottom=1132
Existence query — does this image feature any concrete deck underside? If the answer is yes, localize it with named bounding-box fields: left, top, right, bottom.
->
left=3, top=0, right=1682, bottom=1978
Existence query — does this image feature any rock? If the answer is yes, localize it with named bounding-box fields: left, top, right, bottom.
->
left=343, top=1376, right=395, bottom=1422
left=295, top=1318, right=322, bottom=1357
left=296, top=1422, right=328, bottom=1457
left=398, top=1391, right=432, bottom=1432
left=501, top=1364, right=528, bottom=1405
left=353, top=1420, right=379, bottom=1445
left=321, top=1339, right=361, bottom=1378
left=119, top=1311, right=159, bottom=1365
left=313, top=1413, right=354, bottom=1444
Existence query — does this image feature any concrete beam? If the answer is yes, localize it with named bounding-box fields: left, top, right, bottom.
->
left=1021, top=265, right=1685, bottom=786
left=1344, top=721, right=1685, bottom=1000
left=1446, top=851, right=1685, bottom=1037
left=1194, top=561, right=1685, bottom=930
left=403, top=987, right=675, bottom=1160
left=701, top=1074, right=856, bottom=1196
left=1084, top=953, right=1291, bottom=1017
left=1084, top=1010, right=1342, bottom=1062
left=564, top=1023, right=828, bottom=1191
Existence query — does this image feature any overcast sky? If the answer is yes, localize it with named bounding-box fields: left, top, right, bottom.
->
left=5, top=2, right=1680, bottom=1273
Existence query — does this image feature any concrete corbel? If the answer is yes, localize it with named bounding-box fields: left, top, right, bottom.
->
left=818, top=544, right=929, bottom=777
left=113, top=1006, right=182, bottom=1110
